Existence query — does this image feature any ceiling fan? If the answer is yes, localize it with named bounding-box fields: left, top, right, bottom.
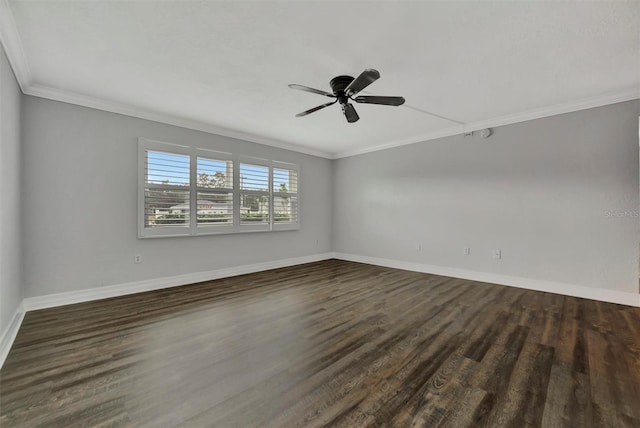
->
left=289, top=69, right=405, bottom=123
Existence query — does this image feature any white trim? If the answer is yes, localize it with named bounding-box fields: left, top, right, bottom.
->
left=22, top=253, right=333, bottom=312
left=1, top=0, right=638, bottom=160
left=332, top=252, right=640, bottom=307
left=23, top=84, right=639, bottom=161
left=332, top=89, right=640, bottom=158
left=271, top=164, right=300, bottom=232
left=5, top=251, right=639, bottom=368
left=0, top=0, right=31, bottom=92
left=0, top=302, right=25, bottom=369
left=139, top=138, right=300, bottom=237
left=138, top=139, right=192, bottom=238
left=25, top=84, right=333, bottom=159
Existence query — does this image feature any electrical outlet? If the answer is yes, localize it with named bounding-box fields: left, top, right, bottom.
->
left=134, top=254, right=142, bottom=264
left=492, top=249, right=501, bottom=260
left=464, top=247, right=470, bottom=255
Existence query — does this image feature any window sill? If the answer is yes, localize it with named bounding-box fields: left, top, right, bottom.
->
left=138, top=225, right=300, bottom=239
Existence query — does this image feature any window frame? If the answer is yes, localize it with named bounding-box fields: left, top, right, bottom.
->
left=195, top=148, right=236, bottom=236
left=138, top=138, right=300, bottom=238
left=271, top=161, right=300, bottom=232
left=138, top=139, right=193, bottom=238
left=238, top=158, right=272, bottom=233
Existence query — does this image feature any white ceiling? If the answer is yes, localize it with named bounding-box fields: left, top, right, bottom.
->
left=2, top=1, right=639, bottom=158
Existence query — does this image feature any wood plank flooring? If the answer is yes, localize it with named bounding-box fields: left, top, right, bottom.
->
left=1, top=259, right=639, bottom=427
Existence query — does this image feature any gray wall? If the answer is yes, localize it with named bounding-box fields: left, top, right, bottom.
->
left=13, top=85, right=640, bottom=301
left=333, top=100, right=640, bottom=294
left=0, top=44, right=23, bottom=335
left=22, top=96, right=332, bottom=297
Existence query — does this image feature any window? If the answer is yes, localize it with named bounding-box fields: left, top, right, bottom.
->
left=142, top=149, right=191, bottom=236
left=197, top=156, right=234, bottom=231
left=139, top=139, right=299, bottom=238
left=240, top=163, right=270, bottom=229
left=273, top=167, right=298, bottom=225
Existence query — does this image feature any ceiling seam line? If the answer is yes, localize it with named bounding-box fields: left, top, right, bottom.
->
left=402, top=105, right=466, bottom=125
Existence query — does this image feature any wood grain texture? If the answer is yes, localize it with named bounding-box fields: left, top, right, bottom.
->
left=1, top=259, right=639, bottom=427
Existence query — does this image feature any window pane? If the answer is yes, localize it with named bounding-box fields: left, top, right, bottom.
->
left=273, top=168, right=297, bottom=193
left=240, top=194, right=270, bottom=224
left=197, top=157, right=233, bottom=189
left=274, top=195, right=298, bottom=224
left=146, top=151, right=190, bottom=186
left=144, top=188, right=190, bottom=227
left=240, top=163, right=269, bottom=191
left=197, top=192, right=233, bottom=225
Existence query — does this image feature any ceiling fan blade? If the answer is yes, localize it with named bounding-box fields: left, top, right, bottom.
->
left=342, top=103, right=359, bottom=123
left=295, top=100, right=337, bottom=117
left=354, top=95, right=405, bottom=106
left=288, top=84, right=335, bottom=98
left=345, top=69, right=380, bottom=96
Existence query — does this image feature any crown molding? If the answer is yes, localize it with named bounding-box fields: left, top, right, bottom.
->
left=24, top=83, right=333, bottom=159
left=0, top=0, right=331, bottom=158
left=22, top=85, right=638, bottom=160
left=2, top=0, right=637, bottom=160
left=333, top=88, right=640, bottom=158
left=0, top=0, right=31, bottom=91
left=20, top=83, right=640, bottom=161
left=332, top=124, right=465, bottom=159
left=461, top=88, right=640, bottom=134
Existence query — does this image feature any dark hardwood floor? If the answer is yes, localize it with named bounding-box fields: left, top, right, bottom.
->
left=1, top=259, right=639, bottom=427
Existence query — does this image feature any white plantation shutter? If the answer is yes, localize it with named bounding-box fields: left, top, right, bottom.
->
left=240, top=163, right=270, bottom=229
left=196, top=156, right=234, bottom=231
left=139, top=138, right=300, bottom=237
left=142, top=150, right=191, bottom=236
left=272, top=167, right=299, bottom=229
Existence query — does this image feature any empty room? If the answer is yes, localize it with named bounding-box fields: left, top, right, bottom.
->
left=1, top=1, right=639, bottom=427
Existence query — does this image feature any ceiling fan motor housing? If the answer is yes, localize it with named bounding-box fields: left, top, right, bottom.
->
left=330, top=75, right=355, bottom=103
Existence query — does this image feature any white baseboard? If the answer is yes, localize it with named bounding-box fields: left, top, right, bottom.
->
left=332, top=252, right=640, bottom=307
left=0, top=303, right=25, bottom=369
left=23, top=253, right=334, bottom=312
left=8, top=250, right=637, bottom=369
